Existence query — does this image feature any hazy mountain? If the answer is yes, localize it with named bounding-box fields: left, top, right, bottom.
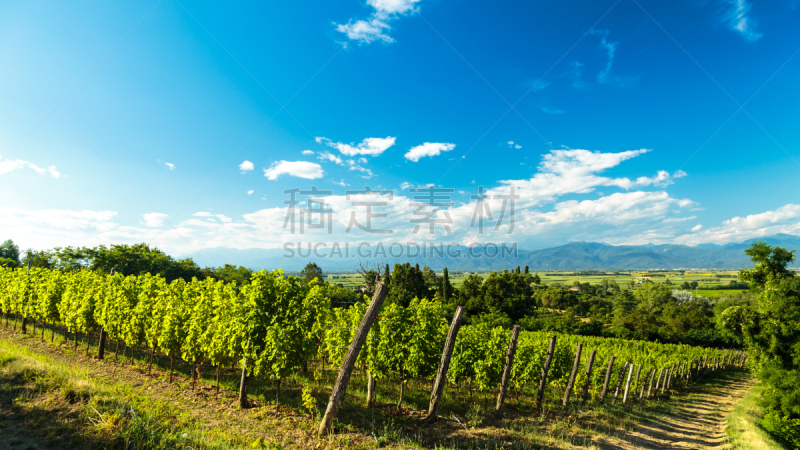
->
left=184, top=234, right=800, bottom=272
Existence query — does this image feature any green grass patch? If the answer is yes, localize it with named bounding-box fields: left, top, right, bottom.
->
left=725, top=382, right=786, bottom=450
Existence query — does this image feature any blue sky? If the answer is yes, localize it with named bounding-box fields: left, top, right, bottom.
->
left=1, top=0, right=799, bottom=259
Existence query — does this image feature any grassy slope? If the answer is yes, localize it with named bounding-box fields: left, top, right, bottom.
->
left=725, top=382, right=786, bottom=450
left=0, top=325, right=757, bottom=450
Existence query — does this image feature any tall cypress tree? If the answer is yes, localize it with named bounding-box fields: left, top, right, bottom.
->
left=524, top=265, right=529, bottom=274
left=515, top=266, right=521, bottom=274
left=441, top=267, right=452, bottom=301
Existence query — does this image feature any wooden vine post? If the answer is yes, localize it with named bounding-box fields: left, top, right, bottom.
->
left=580, top=349, right=597, bottom=407
left=651, top=367, right=664, bottom=397
left=599, top=356, right=616, bottom=403
left=21, top=262, right=31, bottom=333
left=318, top=283, right=389, bottom=436
left=612, top=362, right=629, bottom=405
left=562, top=343, right=583, bottom=406
left=98, top=268, right=114, bottom=360
left=496, top=324, right=521, bottom=412
left=622, top=364, right=635, bottom=404
left=423, top=305, right=465, bottom=424
left=639, top=368, right=653, bottom=399
left=535, top=335, right=557, bottom=414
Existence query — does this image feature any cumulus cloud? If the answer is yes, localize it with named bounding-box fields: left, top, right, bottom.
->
left=404, top=142, right=456, bottom=162
left=142, top=213, right=170, bottom=227
left=302, top=150, right=314, bottom=155
left=0, top=159, right=62, bottom=178
left=239, top=160, right=254, bottom=173
left=316, top=136, right=396, bottom=157
left=247, top=190, right=254, bottom=195
left=691, top=224, right=703, bottom=232
left=335, top=0, right=421, bottom=45
left=264, top=161, right=324, bottom=180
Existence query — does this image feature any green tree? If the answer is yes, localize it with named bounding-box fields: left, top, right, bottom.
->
left=440, top=267, right=454, bottom=301
left=300, top=262, right=324, bottom=285
left=738, top=241, right=796, bottom=288
left=387, top=263, right=428, bottom=307
left=532, top=273, right=541, bottom=285
left=0, top=240, right=20, bottom=263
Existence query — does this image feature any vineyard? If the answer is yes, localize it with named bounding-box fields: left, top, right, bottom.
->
left=0, top=265, right=747, bottom=445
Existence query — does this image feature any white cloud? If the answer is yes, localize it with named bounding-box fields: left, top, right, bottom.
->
left=399, top=181, right=413, bottom=190
left=264, top=161, right=324, bottom=180
left=404, top=142, right=456, bottom=162
left=691, top=224, right=703, bottom=232
left=239, top=160, right=254, bottom=173
left=335, top=0, right=421, bottom=45
left=677, top=204, right=800, bottom=245
left=725, top=0, right=762, bottom=42
left=0, top=159, right=62, bottom=178
left=332, top=179, right=349, bottom=187
left=142, top=213, right=170, bottom=227
left=165, top=163, right=175, bottom=171
left=316, top=136, right=396, bottom=156
left=302, top=150, right=314, bottom=155
left=368, top=0, right=421, bottom=15
left=358, top=157, right=368, bottom=164
left=247, top=190, right=254, bottom=195
left=337, top=18, right=394, bottom=44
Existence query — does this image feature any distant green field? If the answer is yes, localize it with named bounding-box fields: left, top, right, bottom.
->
left=325, top=269, right=745, bottom=291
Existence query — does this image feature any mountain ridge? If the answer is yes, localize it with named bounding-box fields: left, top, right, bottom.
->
left=183, top=234, right=800, bottom=272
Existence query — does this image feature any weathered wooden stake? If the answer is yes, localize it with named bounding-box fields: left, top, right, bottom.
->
left=366, top=372, right=376, bottom=408
left=612, top=362, right=629, bottom=405
left=319, top=283, right=389, bottom=435
left=651, top=367, right=664, bottom=397
left=580, top=349, right=597, bottom=407
left=599, top=356, right=616, bottom=403
left=238, top=360, right=249, bottom=408
left=423, top=305, right=465, bottom=424
left=639, top=368, right=652, bottom=399
left=496, top=325, right=521, bottom=412
left=622, top=364, right=634, bottom=404
left=633, top=365, right=642, bottom=398
left=535, top=335, right=557, bottom=413
left=562, top=342, right=583, bottom=407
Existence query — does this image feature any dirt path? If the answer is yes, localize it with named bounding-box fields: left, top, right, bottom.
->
left=600, top=371, right=754, bottom=449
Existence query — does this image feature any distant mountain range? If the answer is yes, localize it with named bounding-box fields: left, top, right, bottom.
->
left=184, top=234, right=800, bottom=273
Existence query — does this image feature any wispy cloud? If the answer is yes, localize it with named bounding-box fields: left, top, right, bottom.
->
left=263, top=161, right=324, bottom=180
left=141, top=212, right=169, bottom=227
left=335, top=0, right=422, bottom=45
left=591, top=30, right=618, bottom=84
left=0, top=159, right=61, bottom=178
left=316, top=136, right=396, bottom=156
left=302, top=150, right=314, bottom=155
left=404, top=142, right=456, bottom=162
left=247, top=190, right=254, bottom=195
left=318, top=151, right=344, bottom=165
left=538, top=105, right=566, bottom=115
left=565, top=61, right=585, bottom=88
left=724, top=0, right=762, bottom=42
left=165, top=162, right=176, bottom=171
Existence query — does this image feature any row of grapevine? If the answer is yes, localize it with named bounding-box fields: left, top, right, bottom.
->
left=0, top=266, right=330, bottom=406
